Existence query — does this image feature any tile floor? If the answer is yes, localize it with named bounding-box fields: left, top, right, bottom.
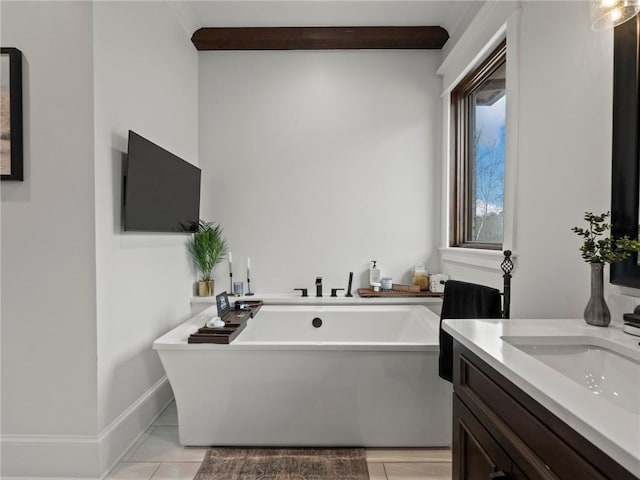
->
left=107, top=401, right=452, bottom=480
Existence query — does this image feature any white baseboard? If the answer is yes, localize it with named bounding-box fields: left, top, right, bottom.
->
left=1, top=376, right=173, bottom=479
left=98, top=376, right=174, bottom=478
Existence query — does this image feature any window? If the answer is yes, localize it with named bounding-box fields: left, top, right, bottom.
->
left=450, top=41, right=506, bottom=249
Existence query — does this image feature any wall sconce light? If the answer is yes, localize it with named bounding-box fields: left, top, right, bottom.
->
left=591, top=0, right=640, bottom=30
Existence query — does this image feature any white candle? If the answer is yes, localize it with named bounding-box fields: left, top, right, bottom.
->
left=228, top=252, right=233, bottom=264
left=247, top=257, right=251, bottom=269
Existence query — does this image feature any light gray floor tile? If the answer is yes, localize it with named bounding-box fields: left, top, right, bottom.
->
left=384, top=462, right=452, bottom=480
left=367, top=462, right=388, bottom=480
left=126, top=426, right=207, bottom=463
left=122, top=427, right=157, bottom=461
left=153, top=401, right=178, bottom=427
left=105, top=462, right=161, bottom=480
left=151, top=462, right=202, bottom=479
left=366, top=448, right=451, bottom=463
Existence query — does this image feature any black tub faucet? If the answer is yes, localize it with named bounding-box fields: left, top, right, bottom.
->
left=316, top=277, right=323, bottom=297
left=345, top=272, right=354, bottom=297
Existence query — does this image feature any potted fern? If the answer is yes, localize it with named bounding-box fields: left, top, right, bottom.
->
left=571, top=211, right=640, bottom=326
left=187, top=220, right=229, bottom=297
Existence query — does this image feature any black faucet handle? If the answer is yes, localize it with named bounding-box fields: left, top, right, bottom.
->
left=294, top=288, right=308, bottom=297
left=330, top=288, right=345, bottom=297
left=316, top=277, right=322, bottom=284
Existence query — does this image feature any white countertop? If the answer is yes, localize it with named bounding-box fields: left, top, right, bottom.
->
left=191, top=293, right=443, bottom=306
left=442, top=318, right=640, bottom=477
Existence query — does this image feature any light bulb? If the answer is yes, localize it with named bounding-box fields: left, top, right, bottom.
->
left=610, top=7, right=623, bottom=20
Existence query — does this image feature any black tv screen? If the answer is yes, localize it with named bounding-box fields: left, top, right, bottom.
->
left=123, top=130, right=201, bottom=233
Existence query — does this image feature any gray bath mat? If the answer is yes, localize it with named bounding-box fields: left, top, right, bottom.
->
left=193, top=447, right=370, bottom=480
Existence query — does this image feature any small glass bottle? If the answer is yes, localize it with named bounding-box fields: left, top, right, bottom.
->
left=412, top=264, right=429, bottom=291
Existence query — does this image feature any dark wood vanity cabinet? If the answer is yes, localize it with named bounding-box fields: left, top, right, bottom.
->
left=451, top=341, right=639, bottom=480
left=453, top=396, right=521, bottom=480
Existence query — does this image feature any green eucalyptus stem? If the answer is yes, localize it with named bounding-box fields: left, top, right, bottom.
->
left=571, top=211, right=640, bottom=264
left=186, top=220, right=229, bottom=282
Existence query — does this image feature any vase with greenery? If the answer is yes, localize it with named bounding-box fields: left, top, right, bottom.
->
left=571, top=211, right=640, bottom=326
left=187, top=220, right=229, bottom=297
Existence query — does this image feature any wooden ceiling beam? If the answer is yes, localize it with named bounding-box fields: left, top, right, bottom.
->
left=191, top=26, right=449, bottom=51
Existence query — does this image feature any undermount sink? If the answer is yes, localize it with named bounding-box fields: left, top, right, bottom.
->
left=501, top=335, right=640, bottom=414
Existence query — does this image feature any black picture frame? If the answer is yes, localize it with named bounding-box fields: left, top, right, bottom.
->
left=216, top=291, right=230, bottom=317
left=1, top=47, right=23, bottom=181
left=611, top=16, right=640, bottom=287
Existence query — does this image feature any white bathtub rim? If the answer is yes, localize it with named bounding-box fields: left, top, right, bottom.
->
left=191, top=293, right=443, bottom=306
left=156, top=342, right=439, bottom=352
left=153, top=304, right=440, bottom=351
left=258, top=304, right=434, bottom=313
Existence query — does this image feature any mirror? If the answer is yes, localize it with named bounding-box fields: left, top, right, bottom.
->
left=611, top=15, right=640, bottom=287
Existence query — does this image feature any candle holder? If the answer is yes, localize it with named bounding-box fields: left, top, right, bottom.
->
left=229, top=271, right=233, bottom=294
left=246, top=271, right=254, bottom=296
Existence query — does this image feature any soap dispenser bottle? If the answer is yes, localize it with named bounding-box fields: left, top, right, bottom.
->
left=369, top=260, right=381, bottom=286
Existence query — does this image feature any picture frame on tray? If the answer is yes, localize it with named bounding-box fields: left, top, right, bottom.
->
left=216, top=291, right=230, bottom=316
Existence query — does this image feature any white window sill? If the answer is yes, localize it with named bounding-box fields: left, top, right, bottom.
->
left=440, top=247, right=515, bottom=272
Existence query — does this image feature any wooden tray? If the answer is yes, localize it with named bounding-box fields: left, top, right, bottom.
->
left=358, top=288, right=443, bottom=298
left=389, top=284, right=420, bottom=293
left=188, top=323, right=248, bottom=344
left=188, top=300, right=263, bottom=344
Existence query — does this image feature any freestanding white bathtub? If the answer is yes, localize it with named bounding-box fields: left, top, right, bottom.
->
left=153, top=304, right=452, bottom=447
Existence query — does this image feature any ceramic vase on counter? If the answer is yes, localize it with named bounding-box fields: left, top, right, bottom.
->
left=198, top=280, right=214, bottom=297
left=584, top=262, right=611, bottom=327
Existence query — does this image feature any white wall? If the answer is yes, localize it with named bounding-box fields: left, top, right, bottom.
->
left=439, top=1, right=618, bottom=319
left=93, top=0, right=199, bottom=472
left=0, top=1, right=99, bottom=477
left=514, top=1, right=613, bottom=317
left=93, top=0, right=198, bottom=432
left=199, top=50, right=442, bottom=294
left=1, top=1, right=97, bottom=435
left=1, top=1, right=200, bottom=477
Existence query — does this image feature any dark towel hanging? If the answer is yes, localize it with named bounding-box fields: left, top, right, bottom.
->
left=438, top=280, right=502, bottom=383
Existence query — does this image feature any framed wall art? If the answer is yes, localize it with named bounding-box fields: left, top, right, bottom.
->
left=1, top=47, right=23, bottom=181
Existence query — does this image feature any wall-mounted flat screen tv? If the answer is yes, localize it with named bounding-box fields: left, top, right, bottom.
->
left=123, top=130, right=201, bottom=233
